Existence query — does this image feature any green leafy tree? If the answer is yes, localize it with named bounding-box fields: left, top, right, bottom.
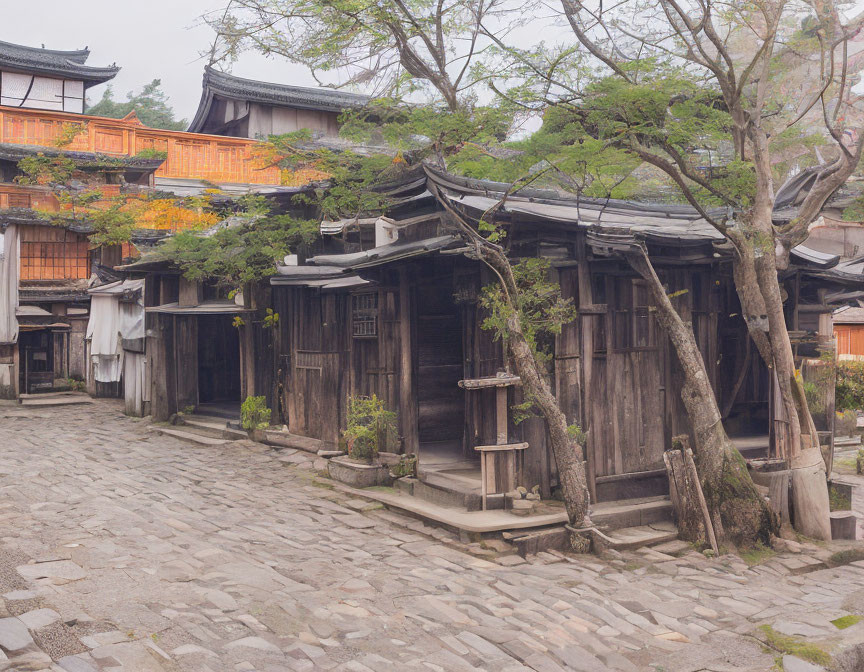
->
left=486, top=0, right=864, bottom=542
left=205, top=0, right=514, bottom=111
left=86, top=79, right=187, bottom=130
left=154, top=211, right=318, bottom=287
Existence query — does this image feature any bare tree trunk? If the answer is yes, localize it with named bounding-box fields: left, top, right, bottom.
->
left=482, top=246, right=591, bottom=531
left=625, top=243, right=778, bottom=546
left=427, top=182, right=591, bottom=533
left=734, top=245, right=832, bottom=540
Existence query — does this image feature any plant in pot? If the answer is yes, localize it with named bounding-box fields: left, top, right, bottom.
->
left=241, top=395, right=271, bottom=442
left=328, top=395, right=398, bottom=487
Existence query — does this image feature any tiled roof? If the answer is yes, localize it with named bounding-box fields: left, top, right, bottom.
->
left=0, top=40, right=119, bottom=87
left=188, top=67, right=369, bottom=132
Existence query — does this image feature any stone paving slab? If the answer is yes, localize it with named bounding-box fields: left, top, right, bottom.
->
left=0, top=400, right=862, bottom=671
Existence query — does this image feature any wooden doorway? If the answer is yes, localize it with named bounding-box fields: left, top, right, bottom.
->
left=197, top=315, right=241, bottom=406
left=19, top=329, right=54, bottom=394
left=416, top=276, right=466, bottom=463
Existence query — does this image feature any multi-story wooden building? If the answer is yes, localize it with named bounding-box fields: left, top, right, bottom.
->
left=0, top=41, right=283, bottom=400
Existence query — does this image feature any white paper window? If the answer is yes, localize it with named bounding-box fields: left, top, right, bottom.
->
left=0, top=71, right=84, bottom=112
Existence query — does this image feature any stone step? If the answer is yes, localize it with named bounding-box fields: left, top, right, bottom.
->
left=261, top=429, right=324, bottom=454
left=19, top=394, right=93, bottom=407
left=181, top=416, right=247, bottom=441
left=597, top=522, right=679, bottom=551
left=591, top=495, right=674, bottom=531
left=152, top=426, right=230, bottom=447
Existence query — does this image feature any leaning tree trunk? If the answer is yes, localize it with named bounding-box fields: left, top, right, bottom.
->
left=731, top=128, right=833, bottom=541
left=482, top=246, right=591, bottom=531
left=428, top=180, right=591, bottom=532
left=625, top=244, right=778, bottom=547
left=732, top=240, right=832, bottom=540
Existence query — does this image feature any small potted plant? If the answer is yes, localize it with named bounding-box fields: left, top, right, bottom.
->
left=328, top=395, right=397, bottom=487
left=241, top=395, right=271, bottom=442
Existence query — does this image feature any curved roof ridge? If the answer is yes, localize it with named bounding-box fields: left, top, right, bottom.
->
left=188, top=66, right=369, bottom=132
left=0, top=39, right=118, bottom=87
left=0, top=39, right=91, bottom=63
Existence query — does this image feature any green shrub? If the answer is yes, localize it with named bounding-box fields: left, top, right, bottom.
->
left=836, top=361, right=864, bottom=412
left=835, top=409, right=858, bottom=437
left=344, top=394, right=397, bottom=462
left=241, top=395, right=271, bottom=431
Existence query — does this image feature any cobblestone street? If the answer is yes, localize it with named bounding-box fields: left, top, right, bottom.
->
left=0, top=400, right=862, bottom=672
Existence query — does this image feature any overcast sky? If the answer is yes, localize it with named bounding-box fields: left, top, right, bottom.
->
left=0, top=0, right=318, bottom=124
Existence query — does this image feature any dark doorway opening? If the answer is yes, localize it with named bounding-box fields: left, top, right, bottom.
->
left=19, top=329, right=54, bottom=394
left=416, top=273, right=466, bottom=462
left=197, top=315, right=241, bottom=407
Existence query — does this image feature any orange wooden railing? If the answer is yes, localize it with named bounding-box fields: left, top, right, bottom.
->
left=0, top=106, right=282, bottom=185
left=0, top=183, right=58, bottom=211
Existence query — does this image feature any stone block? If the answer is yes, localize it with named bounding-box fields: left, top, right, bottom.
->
left=830, top=512, right=859, bottom=540
left=327, top=456, right=392, bottom=488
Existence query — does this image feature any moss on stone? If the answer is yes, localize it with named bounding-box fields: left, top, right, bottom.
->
left=757, top=625, right=832, bottom=666
left=739, top=543, right=776, bottom=566
left=831, top=615, right=862, bottom=630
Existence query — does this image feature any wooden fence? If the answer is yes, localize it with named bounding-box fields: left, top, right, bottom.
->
left=0, top=106, right=281, bottom=185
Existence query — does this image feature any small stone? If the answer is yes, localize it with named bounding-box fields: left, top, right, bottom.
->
left=225, top=636, right=282, bottom=653
left=656, top=631, right=690, bottom=643
left=57, top=655, right=98, bottom=672
left=782, top=654, right=825, bottom=672
left=172, top=644, right=217, bottom=657
left=18, top=608, right=60, bottom=630
left=0, top=617, right=34, bottom=650
left=317, top=450, right=344, bottom=457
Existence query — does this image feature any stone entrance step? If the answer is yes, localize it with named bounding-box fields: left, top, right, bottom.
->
left=181, top=415, right=247, bottom=441
left=591, top=495, right=674, bottom=530
left=152, top=426, right=231, bottom=447
left=19, top=392, right=92, bottom=407
left=595, top=522, right=679, bottom=551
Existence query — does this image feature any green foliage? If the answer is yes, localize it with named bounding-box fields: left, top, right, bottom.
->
left=836, top=361, right=864, bottom=412
left=390, top=453, right=418, bottom=478
left=841, top=194, right=864, bottom=222
left=739, top=543, right=776, bottom=566
left=15, top=154, right=76, bottom=186
left=86, top=79, right=187, bottom=130
left=241, top=395, right=271, bottom=431
left=828, top=484, right=851, bottom=512
left=134, top=148, right=168, bottom=160
left=340, top=101, right=515, bottom=163
left=831, top=615, right=862, bottom=630
left=258, top=132, right=405, bottom=220
left=262, top=308, right=279, bottom=329
left=54, top=122, right=88, bottom=148
left=479, top=258, right=577, bottom=368
left=154, top=213, right=318, bottom=286
left=567, top=424, right=586, bottom=446
left=802, top=381, right=825, bottom=415
left=232, top=316, right=246, bottom=328
left=343, top=394, right=398, bottom=461
left=757, top=625, right=832, bottom=667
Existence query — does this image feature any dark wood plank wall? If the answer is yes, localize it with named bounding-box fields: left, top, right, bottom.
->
left=149, top=311, right=177, bottom=421
left=174, top=316, right=198, bottom=410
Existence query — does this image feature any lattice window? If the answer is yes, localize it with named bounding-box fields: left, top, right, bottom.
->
left=19, top=226, right=89, bottom=280
left=352, top=292, right=378, bottom=338
left=7, top=194, right=30, bottom=208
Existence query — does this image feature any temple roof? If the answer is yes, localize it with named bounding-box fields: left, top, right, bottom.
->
left=187, top=67, right=369, bottom=132
left=0, top=40, right=119, bottom=87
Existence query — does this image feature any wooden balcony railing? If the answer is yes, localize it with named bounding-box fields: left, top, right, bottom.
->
left=0, top=106, right=282, bottom=186
left=0, top=183, right=58, bottom=211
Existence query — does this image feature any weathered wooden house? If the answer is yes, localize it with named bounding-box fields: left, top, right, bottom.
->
left=187, top=67, right=368, bottom=139
left=261, top=166, right=853, bottom=509
left=0, top=39, right=287, bottom=400
left=833, top=305, right=864, bottom=358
